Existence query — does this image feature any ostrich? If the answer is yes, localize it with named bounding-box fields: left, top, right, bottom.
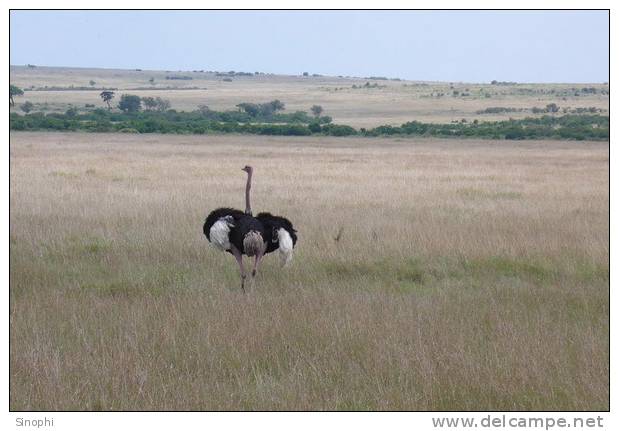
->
left=203, top=166, right=296, bottom=291
left=241, top=166, right=297, bottom=267
left=203, top=166, right=264, bottom=291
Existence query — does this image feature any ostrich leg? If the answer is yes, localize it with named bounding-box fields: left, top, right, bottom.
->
left=230, top=245, right=246, bottom=293
left=251, top=250, right=264, bottom=278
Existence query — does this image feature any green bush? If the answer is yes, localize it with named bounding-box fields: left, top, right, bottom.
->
left=118, top=94, right=141, bottom=113
left=9, top=110, right=608, bottom=141
left=322, top=124, right=357, bottom=136
left=20, top=101, right=34, bottom=113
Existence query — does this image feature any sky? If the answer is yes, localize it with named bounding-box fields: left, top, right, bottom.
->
left=10, top=10, right=609, bottom=83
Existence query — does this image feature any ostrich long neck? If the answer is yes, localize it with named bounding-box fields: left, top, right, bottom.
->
left=244, top=170, right=253, bottom=215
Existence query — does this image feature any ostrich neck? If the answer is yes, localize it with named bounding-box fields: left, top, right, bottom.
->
left=244, top=171, right=253, bottom=215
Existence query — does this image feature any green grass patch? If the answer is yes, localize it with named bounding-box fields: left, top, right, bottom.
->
left=571, top=260, right=609, bottom=282
left=457, top=188, right=522, bottom=200
left=79, top=279, right=136, bottom=297
left=457, top=256, right=557, bottom=284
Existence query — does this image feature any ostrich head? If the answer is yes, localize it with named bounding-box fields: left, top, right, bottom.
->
left=241, top=165, right=253, bottom=174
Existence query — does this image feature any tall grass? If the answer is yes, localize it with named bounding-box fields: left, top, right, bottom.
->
left=10, top=132, right=609, bottom=410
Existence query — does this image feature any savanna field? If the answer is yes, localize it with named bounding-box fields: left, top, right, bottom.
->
left=8, top=66, right=610, bottom=410
left=9, top=131, right=608, bottom=410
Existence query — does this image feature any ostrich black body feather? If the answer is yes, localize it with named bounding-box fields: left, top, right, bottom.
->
left=203, top=207, right=245, bottom=241
left=229, top=214, right=265, bottom=255
left=256, top=212, right=298, bottom=254
left=204, top=207, right=266, bottom=255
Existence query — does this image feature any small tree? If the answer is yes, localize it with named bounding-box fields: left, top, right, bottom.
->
left=237, top=103, right=260, bottom=117
left=20, top=101, right=34, bottom=113
left=100, top=91, right=115, bottom=110
left=142, top=97, right=158, bottom=110
left=155, top=97, right=170, bottom=112
left=546, top=103, right=559, bottom=113
left=259, top=100, right=285, bottom=117
left=118, top=94, right=141, bottom=113
left=311, top=105, right=323, bottom=117
left=197, top=104, right=211, bottom=115
left=269, top=99, right=285, bottom=112
left=149, top=77, right=155, bottom=85
left=10, top=84, right=24, bottom=107
left=89, top=80, right=96, bottom=87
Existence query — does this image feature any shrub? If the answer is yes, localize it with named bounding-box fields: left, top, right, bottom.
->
left=504, top=127, right=526, bottom=140
left=237, top=103, right=260, bottom=117
left=142, top=97, right=157, bottom=110
left=236, top=100, right=286, bottom=118
left=311, top=105, right=323, bottom=117
left=308, top=122, right=322, bottom=133
left=20, top=101, right=34, bottom=113
left=118, top=94, right=141, bottom=113
left=476, top=107, right=519, bottom=114
left=157, top=98, right=171, bottom=111
left=165, top=75, right=192, bottom=80
left=322, top=124, right=357, bottom=136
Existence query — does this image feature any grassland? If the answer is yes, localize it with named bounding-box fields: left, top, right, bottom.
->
left=9, top=132, right=609, bottom=410
left=9, top=66, right=609, bottom=127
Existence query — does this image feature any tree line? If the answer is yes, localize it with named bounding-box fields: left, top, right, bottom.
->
left=9, top=110, right=608, bottom=141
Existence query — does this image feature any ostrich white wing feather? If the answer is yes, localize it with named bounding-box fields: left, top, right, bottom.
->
left=277, top=228, right=294, bottom=266
left=210, top=218, right=232, bottom=251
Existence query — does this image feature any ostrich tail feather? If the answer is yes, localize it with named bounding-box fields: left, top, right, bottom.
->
left=243, top=230, right=264, bottom=257
left=278, top=228, right=294, bottom=267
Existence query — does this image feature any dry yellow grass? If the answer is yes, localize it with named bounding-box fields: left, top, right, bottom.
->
left=9, top=66, right=609, bottom=127
left=10, top=132, right=608, bottom=411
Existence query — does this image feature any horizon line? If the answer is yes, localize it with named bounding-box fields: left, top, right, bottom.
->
left=9, top=64, right=609, bottom=86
